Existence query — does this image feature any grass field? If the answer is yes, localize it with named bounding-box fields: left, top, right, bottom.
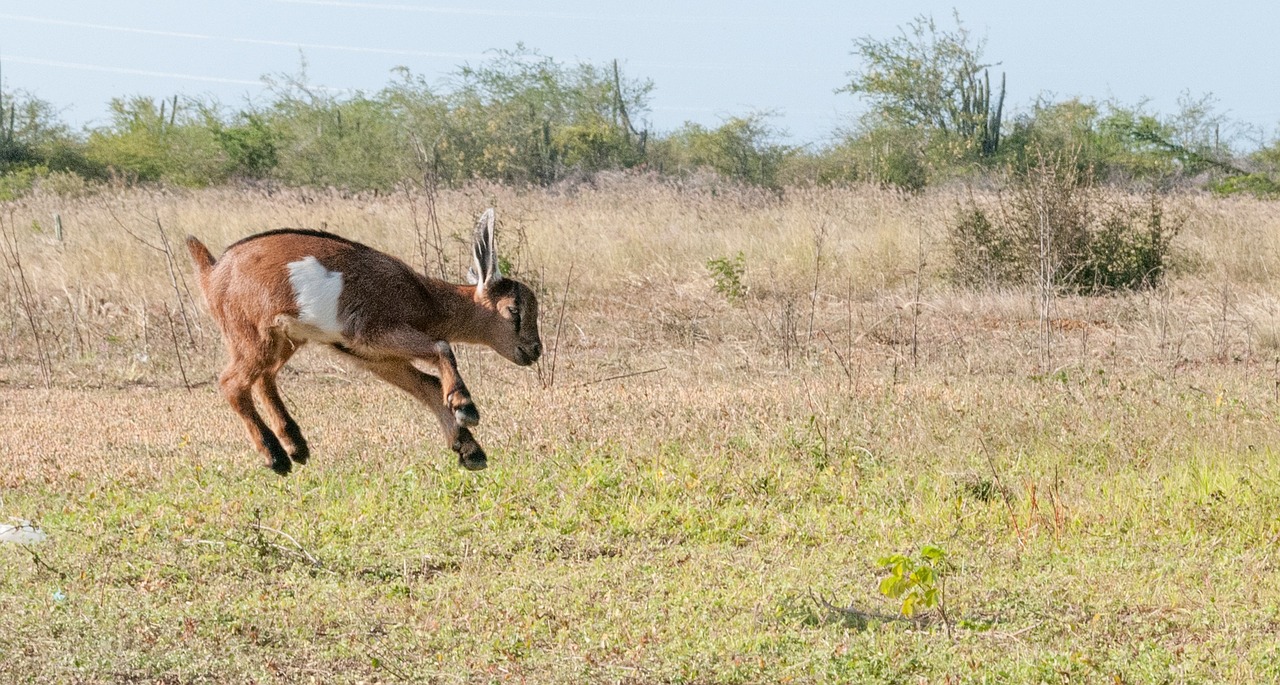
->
left=4, top=176, right=1280, bottom=683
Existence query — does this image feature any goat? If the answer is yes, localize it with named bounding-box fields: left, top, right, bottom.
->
left=185, top=209, right=541, bottom=474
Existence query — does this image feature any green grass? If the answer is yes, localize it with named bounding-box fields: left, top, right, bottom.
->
left=6, top=360, right=1280, bottom=683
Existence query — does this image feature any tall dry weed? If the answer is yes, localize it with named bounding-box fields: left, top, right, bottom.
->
left=0, top=176, right=1277, bottom=390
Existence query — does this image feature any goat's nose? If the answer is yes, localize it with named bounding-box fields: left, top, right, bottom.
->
left=530, top=342, right=543, bottom=357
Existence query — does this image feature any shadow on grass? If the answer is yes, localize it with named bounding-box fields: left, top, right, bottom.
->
left=776, top=590, right=928, bottom=631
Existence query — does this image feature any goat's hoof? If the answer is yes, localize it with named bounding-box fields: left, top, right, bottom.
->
left=454, top=438, right=487, bottom=471
left=289, top=443, right=310, bottom=465
left=269, top=455, right=292, bottom=476
left=455, top=403, right=480, bottom=427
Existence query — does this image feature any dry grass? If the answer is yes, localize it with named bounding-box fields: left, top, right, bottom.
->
left=4, top=177, right=1280, bottom=683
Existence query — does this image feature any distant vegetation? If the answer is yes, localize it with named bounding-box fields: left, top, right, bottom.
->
left=2, top=18, right=1280, bottom=198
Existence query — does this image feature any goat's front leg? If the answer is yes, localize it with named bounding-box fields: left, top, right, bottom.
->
left=364, top=329, right=479, bottom=427
left=356, top=359, right=486, bottom=470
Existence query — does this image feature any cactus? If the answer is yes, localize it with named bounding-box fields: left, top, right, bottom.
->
left=955, top=67, right=1005, bottom=157
left=1, top=59, right=12, bottom=145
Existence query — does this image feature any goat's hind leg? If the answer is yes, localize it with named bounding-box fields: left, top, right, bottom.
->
left=220, top=353, right=293, bottom=476
left=357, top=359, right=487, bottom=471
left=253, top=332, right=309, bottom=465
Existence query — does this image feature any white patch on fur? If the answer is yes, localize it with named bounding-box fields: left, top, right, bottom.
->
left=286, top=257, right=344, bottom=339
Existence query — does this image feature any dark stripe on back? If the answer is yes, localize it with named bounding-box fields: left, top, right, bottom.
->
left=225, top=228, right=372, bottom=253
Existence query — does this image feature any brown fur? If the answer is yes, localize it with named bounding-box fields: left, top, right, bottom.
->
left=186, top=210, right=540, bottom=474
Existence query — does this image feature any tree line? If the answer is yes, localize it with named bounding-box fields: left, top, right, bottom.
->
left=1, top=18, right=1278, bottom=199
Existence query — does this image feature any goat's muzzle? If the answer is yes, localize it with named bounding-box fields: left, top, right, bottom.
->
left=517, top=342, right=542, bottom=366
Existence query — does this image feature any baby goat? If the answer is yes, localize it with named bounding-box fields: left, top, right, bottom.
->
left=186, top=209, right=541, bottom=474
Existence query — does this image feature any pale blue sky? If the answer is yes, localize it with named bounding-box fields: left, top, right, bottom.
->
left=2, top=1, right=1278, bottom=146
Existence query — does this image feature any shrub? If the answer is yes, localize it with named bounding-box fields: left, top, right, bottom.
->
left=211, top=112, right=280, bottom=179
left=0, top=165, right=48, bottom=201
left=652, top=114, right=792, bottom=188
left=950, top=150, right=1183, bottom=293
left=706, top=252, right=747, bottom=304
left=264, top=88, right=406, bottom=190
left=84, top=96, right=226, bottom=186
left=554, top=117, right=643, bottom=174
left=949, top=205, right=1020, bottom=287
left=1078, top=197, right=1179, bottom=291
left=1210, top=173, right=1280, bottom=199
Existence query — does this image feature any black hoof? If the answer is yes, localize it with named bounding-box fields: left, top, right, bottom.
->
left=455, top=403, right=480, bottom=428
left=453, top=431, right=487, bottom=471
left=285, top=426, right=309, bottom=464
left=265, top=436, right=292, bottom=476
left=269, top=455, right=292, bottom=476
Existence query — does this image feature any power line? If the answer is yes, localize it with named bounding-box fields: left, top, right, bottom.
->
left=270, top=0, right=779, bottom=25
left=2, top=55, right=264, bottom=86
left=0, top=13, right=487, bottom=60
left=1, top=55, right=347, bottom=92
left=0, top=12, right=809, bottom=72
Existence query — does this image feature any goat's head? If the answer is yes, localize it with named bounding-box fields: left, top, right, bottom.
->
left=467, top=209, right=542, bottom=366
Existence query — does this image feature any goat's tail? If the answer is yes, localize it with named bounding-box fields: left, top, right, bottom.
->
left=185, top=235, right=216, bottom=299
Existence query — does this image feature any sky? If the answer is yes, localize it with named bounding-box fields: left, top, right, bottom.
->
left=2, top=1, right=1279, bottom=146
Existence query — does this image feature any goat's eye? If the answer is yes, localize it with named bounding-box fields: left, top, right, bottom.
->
left=506, top=306, right=519, bottom=318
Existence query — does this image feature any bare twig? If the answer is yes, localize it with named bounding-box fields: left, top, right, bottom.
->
left=979, top=437, right=1025, bottom=546
left=246, top=520, right=329, bottom=571
left=819, top=330, right=853, bottom=386
left=910, top=231, right=926, bottom=367
left=540, top=263, right=574, bottom=389
left=104, top=206, right=201, bottom=350
left=574, top=366, right=666, bottom=388
left=0, top=212, right=53, bottom=387
left=64, top=288, right=85, bottom=358
left=152, top=215, right=198, bottom=348
left=104, top=204, right=164, bottom=252
left=806, top=219, right=827, bottom=355
left=164, top=301, right=191, bottom=391
left=19, top=544, right=67, bottom=580
left=367, top=643, right=413, bottom=682
left=408, top=132, right=449, bottom=280
left=987, top=620, right=1043, bottom=641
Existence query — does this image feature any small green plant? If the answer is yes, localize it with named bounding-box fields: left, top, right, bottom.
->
left=878, top=544, right=954, bottom=637
left=707, top=251, right=747, bottom=303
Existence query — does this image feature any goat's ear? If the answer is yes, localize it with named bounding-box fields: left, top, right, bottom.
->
left=467, top=208, right=502, bottom=292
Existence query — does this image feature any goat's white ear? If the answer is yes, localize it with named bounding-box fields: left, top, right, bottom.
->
left=469, top=208, right=502, bottom=291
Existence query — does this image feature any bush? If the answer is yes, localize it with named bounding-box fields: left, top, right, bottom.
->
left=554, top=117, right=643, bottom=174
left=651, top=114, right=791, bottom=188
left=949, top=206, right=1020, bottom=287
left=1210, top=173, right=1280, bottom=199
left=1, top=88, right=98, bottom=180
left=211, top=112, right=280, bottom=179
left=855, top=123, right=931, bottom=191
left=438, top=47, right=650, bottom=185
left=706, top=252, right=747, bottom=303
left=950, top=151, right=1183, bottom=293
left=1077, top=196, right=1180, bottom=291
left=0, top=165, right=48, bottom=201
left=264, top=87, right=406, bottom=190
left=84, top=96, right=226, bottom=186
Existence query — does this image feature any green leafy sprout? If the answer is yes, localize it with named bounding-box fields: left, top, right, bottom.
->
left=877, top=544, right=954, bottom=637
